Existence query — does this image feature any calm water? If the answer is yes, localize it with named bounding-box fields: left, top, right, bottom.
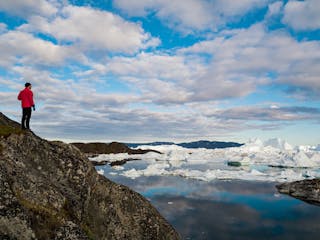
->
left=97, top=164, right=320, bottom=240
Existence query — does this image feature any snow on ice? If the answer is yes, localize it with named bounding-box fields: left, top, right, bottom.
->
left=91, top=138, right=320, bottom=182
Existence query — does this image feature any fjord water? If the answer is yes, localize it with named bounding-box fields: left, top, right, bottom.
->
left=97, top=163, right=320, bottom=240
left=93, top=140, right=320, bottom=239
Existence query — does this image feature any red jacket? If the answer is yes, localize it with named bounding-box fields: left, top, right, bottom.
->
left=18, top=88, right=34, bottom=108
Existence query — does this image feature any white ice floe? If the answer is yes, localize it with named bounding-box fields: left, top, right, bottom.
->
left=92, top=138, right=320, bottom=182
left=112, top=165, right=125, bottom=171
left=89, top=152, right=161, bottom=163
left=97, top=169, right=104, bottom=175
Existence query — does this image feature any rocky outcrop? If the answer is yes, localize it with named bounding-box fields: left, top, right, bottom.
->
left=71, top=142, right=162, bottom=167
left=0, top=113, right=180, bottom=240
left=276, top=179, right=320, bottom=206
left=71, top=142, right=161, bottom=156
left=71, top=142, right=161, bottom=167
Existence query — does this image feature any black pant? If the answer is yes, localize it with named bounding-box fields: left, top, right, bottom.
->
left=21, top=107, right=32, bottom=129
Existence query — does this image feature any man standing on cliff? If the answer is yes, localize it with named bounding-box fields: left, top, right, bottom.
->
left=18, top=82, right=35, bottom=130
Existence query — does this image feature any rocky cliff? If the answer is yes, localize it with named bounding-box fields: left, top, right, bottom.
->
left=276, top=179, right=320, bottom=206
left=0, top=113, right=180, bottom=240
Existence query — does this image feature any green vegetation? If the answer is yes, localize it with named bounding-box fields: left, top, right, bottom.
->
left=81, top=223, right=96, bottom=240
left=0, top=125, right=24, bottom=138
left=14, top=189, right=95, bottom=239
left=14, top=189, right=67, bottom=239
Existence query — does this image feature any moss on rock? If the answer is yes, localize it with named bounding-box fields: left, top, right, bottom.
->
left=0, top=125, right=24, bottom=138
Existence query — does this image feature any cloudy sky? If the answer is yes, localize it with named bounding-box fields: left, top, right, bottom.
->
left=0, top=0, right=320, bottom=145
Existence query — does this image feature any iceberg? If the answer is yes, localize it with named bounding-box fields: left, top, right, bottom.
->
left=97, top=169, right=105, bottom=175
left=92, top=138, right=320, bottom=183
left=263, top=138, right=293, bottom=151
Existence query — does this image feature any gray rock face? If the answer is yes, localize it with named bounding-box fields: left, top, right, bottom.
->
left=0, top=113, right=180, bottom=240
left=276, top=179, right=320, bottom=206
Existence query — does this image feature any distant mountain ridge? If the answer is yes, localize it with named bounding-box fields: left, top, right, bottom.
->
left=126, top=140, right=243, bottom=149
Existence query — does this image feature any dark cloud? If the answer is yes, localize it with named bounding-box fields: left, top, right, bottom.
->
left=283, top=85, right=320, bottom=100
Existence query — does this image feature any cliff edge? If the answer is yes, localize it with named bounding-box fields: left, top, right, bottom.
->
left=0, top=113, right=180, bottom=240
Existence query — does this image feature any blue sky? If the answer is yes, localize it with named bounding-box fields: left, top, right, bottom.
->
left=0, top=0, right=320, bottom=146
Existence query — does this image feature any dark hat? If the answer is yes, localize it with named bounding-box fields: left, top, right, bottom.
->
left=25, top=82, right=31, bottom=87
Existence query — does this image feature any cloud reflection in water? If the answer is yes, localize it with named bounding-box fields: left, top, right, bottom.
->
left=99, top=167, right=320, bottom=239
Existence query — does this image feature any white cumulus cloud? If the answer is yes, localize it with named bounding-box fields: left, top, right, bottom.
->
left=266, top=1, right=283, bottom=18
left=114, top=0, right=269, bottom=32
left=0, top=0, right=58, bottom=18
left=21, top=5, right=160, bottom=53
left=182, top=23, right=320, bottom=99
left=0, top=23, right=7, bottom=33
left=0, top=30, right=82, bottom=67
left=282, top=0, right=320, bottom=31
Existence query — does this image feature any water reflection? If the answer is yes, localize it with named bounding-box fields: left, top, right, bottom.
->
left=153, top=195, right=320, bottom=240
left=97, top=166, right=320, bottom=240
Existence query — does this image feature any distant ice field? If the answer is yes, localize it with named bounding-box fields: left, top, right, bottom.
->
left=91, top=138, right=320, bottom=182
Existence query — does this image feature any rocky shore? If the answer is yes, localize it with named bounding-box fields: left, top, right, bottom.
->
left=70, top=142, right=161, bottom=166
left=0, top=113, right=180, bottom=240
left=276, top=179, right=320, bottom=206
left=71, top=142, right=161, bottom=156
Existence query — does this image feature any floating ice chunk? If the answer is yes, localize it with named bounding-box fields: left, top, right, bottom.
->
left=166, top=158, right=186, bottom=168
left=295, top=144, right=320, bottom=152
left=264, top=138, right=293, bottom=151
left=112, top=165, right=124, bottom=171
left=295, top=145, right=311, bottom=152
left=309, top=152, right=320, bottom=162
left=89, top=151, right=162, bottom=164
left=121, top=164, right=319, bottom=182
left=122, top=168, right=141, bottom=179
left=136, top=144, right=186, bottom=152
left=122, top=162, right=170, bottom=179
left=240, top=157, right=251, bottom=166
left=277, top=169, right=303, bottom=182
left=166, top=149, right=190, bottom=161
left=266, top=150, right=318, bottom=168
left=143, top=163, right=170, bottom=176
left=95, top=138, right=320, bottom=183
left=97, top=169, right=104, bottom=175
left=242, top=138, right=264, bottom=152
left=90, top=153, right=130, bottom=163
left=171, top=169, right=206, bottom=181
left=250, top=169, right=266, bottom=176
left=292, top=151, right=317, bottom=167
